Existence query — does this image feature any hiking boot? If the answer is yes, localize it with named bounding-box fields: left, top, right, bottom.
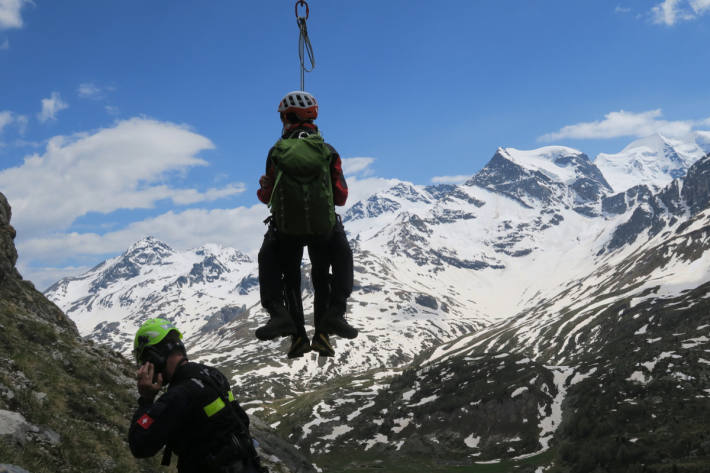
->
left=320, top=305, right=358, bottom=339
left=255, top=303, right=297, bottom=341
left=311, top=332, right=335, bottom=357
left=287, top=334, right=312, bottom=358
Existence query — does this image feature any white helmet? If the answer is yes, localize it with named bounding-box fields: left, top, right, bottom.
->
left=278, top=91, right=318, bottom=121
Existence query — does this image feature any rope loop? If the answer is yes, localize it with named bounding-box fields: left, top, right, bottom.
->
left=296, top=1, right=315, bottom=90
left=295, top=0, right=309, bottom=20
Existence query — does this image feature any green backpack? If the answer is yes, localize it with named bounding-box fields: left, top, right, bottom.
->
left=268, top=134, right=336, bottom=236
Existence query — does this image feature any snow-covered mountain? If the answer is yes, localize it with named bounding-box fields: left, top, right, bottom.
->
left=258, top=155, right=710, bottom=472
left=595, top=132, right=708, bottom=193
left=46, top=238, right=256, bottom=347
left=43, top=134, right=710, bottom=470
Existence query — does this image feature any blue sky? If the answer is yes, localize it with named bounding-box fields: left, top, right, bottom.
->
left=1, top=0, right=709, bottom=289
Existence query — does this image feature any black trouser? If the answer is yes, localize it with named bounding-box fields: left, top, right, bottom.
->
left=257, top=218, right=353, bottom=331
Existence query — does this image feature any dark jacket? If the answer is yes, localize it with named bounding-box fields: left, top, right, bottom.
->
left=257, top=124, right=348, bottom=206
left=128, top=361, right=259, bottom=473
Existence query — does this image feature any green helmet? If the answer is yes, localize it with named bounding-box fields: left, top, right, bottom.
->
left=133, top=318, right=183, bottom=364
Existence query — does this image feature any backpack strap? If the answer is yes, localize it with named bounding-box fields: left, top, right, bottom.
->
left=192, top=369, right=265, bottom=472
left=267, top=168, right=284, bottom=209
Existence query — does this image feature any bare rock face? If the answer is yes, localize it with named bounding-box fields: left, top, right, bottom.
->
left=682, top=154, right=710, bottom=215
left=0, top=193, right=21, bottom=285
left=0, top=192, right=76, bottom=333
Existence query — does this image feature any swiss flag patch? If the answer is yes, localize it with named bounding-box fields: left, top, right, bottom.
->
left=136, top=413, right=155, bottom=430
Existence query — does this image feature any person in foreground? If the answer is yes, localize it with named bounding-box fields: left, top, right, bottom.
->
left=255, top=90, right=358, bottom=358
left=128, top=318, right=267, bottom=473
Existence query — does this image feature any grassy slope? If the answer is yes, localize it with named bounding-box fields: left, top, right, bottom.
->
left=0, top=276, right=171, bottom=473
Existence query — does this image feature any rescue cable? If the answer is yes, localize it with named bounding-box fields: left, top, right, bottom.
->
left=295, top=0, right=315, bottom=91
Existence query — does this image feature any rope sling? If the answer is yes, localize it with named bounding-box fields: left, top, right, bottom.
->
left=295, top=0, right=315, bottom=91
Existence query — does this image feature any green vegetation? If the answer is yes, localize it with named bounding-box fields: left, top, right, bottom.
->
left=314, top=448, right=555, bottom=473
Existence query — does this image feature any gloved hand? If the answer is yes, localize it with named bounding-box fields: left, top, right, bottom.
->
left=259, top=174, right=273, bottom=188
left=136, top=361, right=163, bottom=401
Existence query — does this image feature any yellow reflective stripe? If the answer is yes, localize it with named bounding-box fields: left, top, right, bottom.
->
left=203, top=397, right=225, bottom=417
left=228, top=390, right=235, bottom=402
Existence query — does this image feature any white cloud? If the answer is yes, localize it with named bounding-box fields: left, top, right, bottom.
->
left=539, top=109, right=708, bottom=142
left=342, top=157, right=375, bottom=177
left=0, top=0, right=31, bottom=30
left=77, top=82, right=102, bottom=99
left=78, top=82, right=115, bottom=100
left=431, top=175, right=470, bottom=185
left=0, top=110, right=27, bottom=135
left=650, top=0, right=709, bottom=25
left=15, top=114, right=27, bottom=134
left=16, top=204, right=270, bottom=277
left=0, top=117, right=249, bottom=239
left=615, top=6, right=631, bottom=13
left=16, top=263, right=93, bottom=292
left=339, top=157, right=400, bottom=209
left=691, top=0, right=710, bottom=12
left=0, top=110, right=12, bottom=132
left=5, top=132, right=398, bottom=287
left=38, top=92, right=68, bottom=122
left=105, top=105, right=119, bottom=116
left=170, top=183, right=247, bottom=205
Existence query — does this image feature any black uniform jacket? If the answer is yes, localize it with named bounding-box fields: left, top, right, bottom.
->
left=128, top=361, right=252, bottom=472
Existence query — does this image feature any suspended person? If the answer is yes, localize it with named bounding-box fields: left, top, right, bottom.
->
left=129, top=318, right=268, bottom=473
left=255, top=90, right=358, bottom=358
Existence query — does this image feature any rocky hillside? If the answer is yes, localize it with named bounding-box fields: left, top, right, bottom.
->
left=0, top=192, right=315, bottom=473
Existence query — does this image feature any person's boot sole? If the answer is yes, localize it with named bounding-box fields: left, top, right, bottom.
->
left=311, top=333, right=335, bottom=357
left=320, top=321, right=358, bottom=339
left=287, top=336, right=312, bottom=358
left=255, top=320, right=298, bottom=341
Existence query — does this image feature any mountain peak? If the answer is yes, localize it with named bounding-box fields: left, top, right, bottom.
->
left=468, top=146, right=609, bottom=213
left=496, top=146, right=589, bottom=185
left=193, top=243, right=252, bottom=264
left=595, top=133, right=707, bottom=193
left=126, top=235, right=173, bottom=253
left=620, top=132, right=683, bottom=158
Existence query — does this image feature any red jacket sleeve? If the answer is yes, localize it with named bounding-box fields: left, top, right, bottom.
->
left=328, top=146, right=348, bottom=206
left=256, top=150, right=276, bottom=204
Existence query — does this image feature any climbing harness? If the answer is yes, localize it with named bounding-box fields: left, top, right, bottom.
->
left=295, top=0, right=315, bottom=91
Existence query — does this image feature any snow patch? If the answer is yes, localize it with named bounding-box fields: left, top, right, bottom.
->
left=464, top=434, right=481, bottom=448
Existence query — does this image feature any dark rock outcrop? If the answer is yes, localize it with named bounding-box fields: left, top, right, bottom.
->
left=0, top=193, right=21, bottom=285
left=682, top=153, right=710, bottom=215
left=604, top=155, right=710, bottom=252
